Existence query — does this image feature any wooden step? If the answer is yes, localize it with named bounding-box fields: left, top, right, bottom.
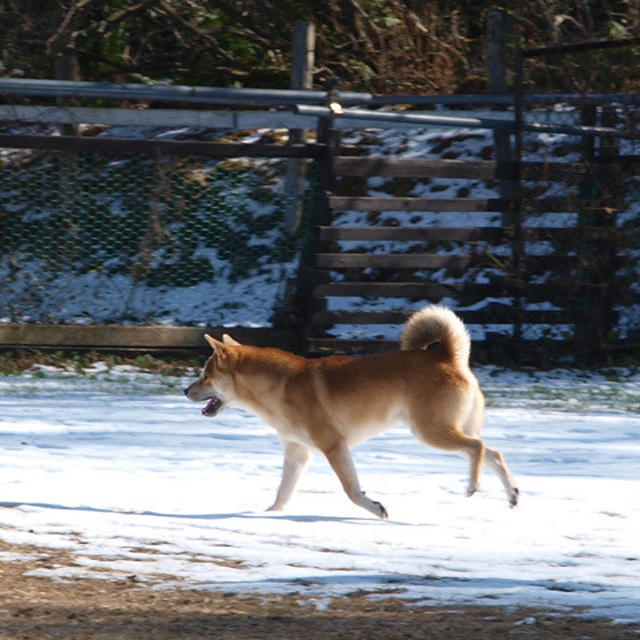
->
left=333, top=156, right=497, bottom=179
left=315, top=253, right=479, bottom=269
left=318, top=226, right=507, bottom=242
left=333, top=156, right=597, bottom=181
left=312, top=281, right=581, bottom=306
left=306, top=338, right=397, bottom=355
left=329, top=195, right=620, bottom=215
left=313, top=282, right=499, bottom=299
left=319, top=226, right=639, bottom=243
left=328, top=196, right=507, bottom=212
left=306, top=335, right=584, bottom=358
left=312, top=308, right=573, bottom=325
left=315, top=252, right=581, bottom=270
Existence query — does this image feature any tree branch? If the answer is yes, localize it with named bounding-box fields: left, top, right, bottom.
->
left=46, top=0, right=97, bottom=54
left=155, top=0, right=236, bottom=63
left=95, top=0, right=158, bottom=35
left=47, top=0, right=159, bottom=56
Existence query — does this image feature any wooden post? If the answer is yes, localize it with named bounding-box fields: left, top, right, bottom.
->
left=575, top=105, right=619, bottom=358
left=284, top=21, right=315, bottom=231
left=572, top=105, right=598, bottom=345
left=290, top=21, right=315, bottom=92
left=487, top=10, right=508, bottom=95
left=595, top=105, right=620, bottom=356
left=487, top=11, right=514, bottom=210
left=52, top=43, right=80, bottom=136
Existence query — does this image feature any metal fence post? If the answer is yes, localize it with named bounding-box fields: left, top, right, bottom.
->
left=297, top=77, right=342, bottom=344
left=316, top=77, right=341, bottom=228
left=284, top=21, right=315, bottom=232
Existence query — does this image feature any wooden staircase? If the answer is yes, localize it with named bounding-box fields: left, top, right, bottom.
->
left=303, top=154, right=598, bottom=356
left=305, top=155, right=519, bottom=354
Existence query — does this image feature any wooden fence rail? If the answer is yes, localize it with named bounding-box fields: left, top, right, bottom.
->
left=0, top=324, right=296, bottom=353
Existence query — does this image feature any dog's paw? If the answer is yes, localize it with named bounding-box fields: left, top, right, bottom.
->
left=373, top=500, right=389, bottom=520
left=509, top=487, right=520, bottom=508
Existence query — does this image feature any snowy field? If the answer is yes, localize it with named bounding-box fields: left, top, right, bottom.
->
left=0, top=364, right=639, bottom=625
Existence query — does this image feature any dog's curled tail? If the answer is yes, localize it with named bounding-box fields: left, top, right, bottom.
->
left=400, top=305, right=471, bottom=366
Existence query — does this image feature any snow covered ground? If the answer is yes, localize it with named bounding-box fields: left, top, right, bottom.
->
left=0, top=363, right=638, bottom=624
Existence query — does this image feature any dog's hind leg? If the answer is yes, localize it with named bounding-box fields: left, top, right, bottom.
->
left=324, top=441, right=389, bottom=519
left=462, top=435, right=486, bottom=498
left=485, top=447, right=519, bottom=507
left=411, top=422, right=485, bottom=498
left=267, top=441, right=312, bottom=512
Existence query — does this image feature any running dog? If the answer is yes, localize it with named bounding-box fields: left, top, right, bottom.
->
left=184, top=305, right=519, bottom=518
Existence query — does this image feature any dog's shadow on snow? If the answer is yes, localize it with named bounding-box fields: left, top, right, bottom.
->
left=143, top=510, right=387, bottom=525
left=0, top=501, right=406, bottom=525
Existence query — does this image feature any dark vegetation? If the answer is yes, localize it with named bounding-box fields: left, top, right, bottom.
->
left=0, top=348, right=199, bottom=375
left=2, top=1, right=640, bottom=92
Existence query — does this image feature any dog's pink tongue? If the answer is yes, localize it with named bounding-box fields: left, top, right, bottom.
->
left=202, top=398, right=218, bottom=416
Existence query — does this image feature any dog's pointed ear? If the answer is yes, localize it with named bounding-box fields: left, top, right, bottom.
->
left=204, top=334, right=225, bottom=356
left=204, top=334, right=232, bottom=369
left=222, top=333, right=240, bottom=346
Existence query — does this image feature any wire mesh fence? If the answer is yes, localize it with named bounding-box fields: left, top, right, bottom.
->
left=0, top=148, right=319, bottom=327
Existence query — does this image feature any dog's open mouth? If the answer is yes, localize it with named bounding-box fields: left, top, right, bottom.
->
left=202, top=397, right=223, bottom=417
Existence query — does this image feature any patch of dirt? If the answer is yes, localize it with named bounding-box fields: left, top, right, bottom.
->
left=0, top=540, right=638, bottom=639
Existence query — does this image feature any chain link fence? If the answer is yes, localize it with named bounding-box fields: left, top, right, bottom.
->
left=0, top=146, right=319, bottom=328
left=520, top=39, right=640, bottom=158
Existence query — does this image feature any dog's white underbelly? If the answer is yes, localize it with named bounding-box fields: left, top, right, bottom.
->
left=339, top=406, right=407, bottom=448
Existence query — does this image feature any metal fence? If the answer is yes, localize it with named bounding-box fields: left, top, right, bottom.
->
left=515, top=37, right=640, bottom=160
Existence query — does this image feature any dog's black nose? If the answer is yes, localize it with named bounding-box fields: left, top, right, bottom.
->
left=183, top=387, right=190, bottom=396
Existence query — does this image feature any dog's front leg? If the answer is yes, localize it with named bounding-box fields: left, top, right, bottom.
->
left=324, top=441, right=389, bottom=519
left=267, top=441, right=312, bottom=512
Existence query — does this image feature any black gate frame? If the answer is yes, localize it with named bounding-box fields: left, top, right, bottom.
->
left=513, top=36, right=640, bottom=356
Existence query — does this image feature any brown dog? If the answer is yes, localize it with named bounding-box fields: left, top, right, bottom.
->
left=185, top=305, right=519, bottom=518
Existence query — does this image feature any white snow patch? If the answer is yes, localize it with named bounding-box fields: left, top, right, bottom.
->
left=0, top=366, right=639, bottom=622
